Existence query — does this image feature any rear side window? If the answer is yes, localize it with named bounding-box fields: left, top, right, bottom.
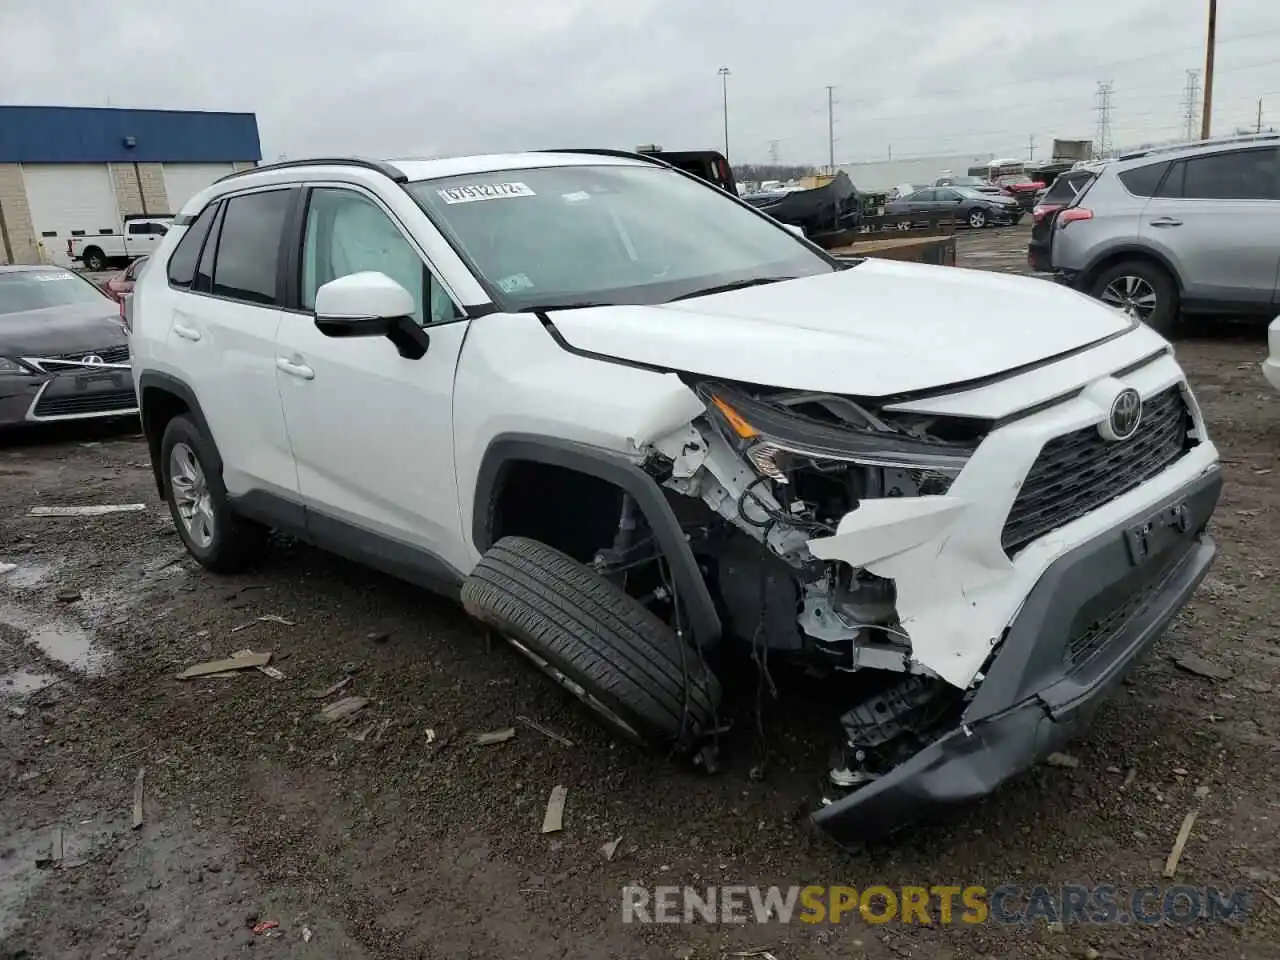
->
left=1044, top=172, right=1094, bottom=203
left=1182, top=147, right=1280, bottom=200
left=1118, top=161, right=1170, bottom=197
left=166, top=203, right=219, bottom=287
left=210, top=190, right=292, bottom=306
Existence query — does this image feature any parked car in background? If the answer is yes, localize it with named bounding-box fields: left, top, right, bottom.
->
left=935, top=175, right=1003, bottom=195
left=103, top=255, right=150, bottom=302
left=68, top=214, right=172, bottom=271
left=1263, top=317, right=1280, bottom=391
left=887, top=185, right=1022, bottom=228
left=1051, top=133, right=1280, bottom=335
left=1027, top=169, right=1099, bottom=272
left=0, top=266, right=135, bottom=427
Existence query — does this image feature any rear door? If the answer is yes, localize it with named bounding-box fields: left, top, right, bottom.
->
left=1139, top=146, right=1280, bottom=309
left=163, top=188, right=300, bottom=504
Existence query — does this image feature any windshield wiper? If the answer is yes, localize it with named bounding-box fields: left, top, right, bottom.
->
left=669, top=276, right=796, bottom=302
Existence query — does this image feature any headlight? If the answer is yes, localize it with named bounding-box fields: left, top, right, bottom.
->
left=702, top=384, right=977, bottom=489
left=0, top=357, right=34, bottom=375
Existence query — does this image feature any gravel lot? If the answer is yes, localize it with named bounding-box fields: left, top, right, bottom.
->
left=2, top=225, right=1278, bottom=960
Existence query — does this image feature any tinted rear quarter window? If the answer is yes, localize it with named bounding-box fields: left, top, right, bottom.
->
left=1118, top=161, right=1170, bottom=197
left=1045, top=172, right=1094, bottom=202
left=166, top=203, right=219, bottom=287
left=210, top=190, right=293, bottom=306
left=1182, top=147, right=1280, bottom=200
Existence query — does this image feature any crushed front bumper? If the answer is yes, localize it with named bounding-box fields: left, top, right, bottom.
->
left=811, top=466, right=1222, bottom=846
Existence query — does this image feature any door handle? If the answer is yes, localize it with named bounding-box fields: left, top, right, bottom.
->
left=276, top=357, right=315, bottom=380
left=173, top=323, right=202, bottom=342
left=1149, top=217, right=1183, bottom=227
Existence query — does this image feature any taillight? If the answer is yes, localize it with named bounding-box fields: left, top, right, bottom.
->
left=1058, top=207, right=1093, bottom=227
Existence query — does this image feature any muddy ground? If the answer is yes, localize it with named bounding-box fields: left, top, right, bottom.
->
left=3, top=225, right=1278, bottom=960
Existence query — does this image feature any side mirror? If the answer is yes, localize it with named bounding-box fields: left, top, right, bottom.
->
left=783, top=223, right=805, bottom=238
left=313, top=271, right=429, bottom=359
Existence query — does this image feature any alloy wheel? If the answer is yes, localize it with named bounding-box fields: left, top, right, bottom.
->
left=1100, top=275, right=1158, bottom=321
left=169, top=441, right=215, bottom=549
left=968, top=210, right=987, bottom=228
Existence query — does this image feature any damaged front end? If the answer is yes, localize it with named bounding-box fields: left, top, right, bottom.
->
left=641, top=371, right=1220, bottom=843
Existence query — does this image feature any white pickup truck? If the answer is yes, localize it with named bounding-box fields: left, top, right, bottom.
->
left=68, top=214, right=172, bottom=271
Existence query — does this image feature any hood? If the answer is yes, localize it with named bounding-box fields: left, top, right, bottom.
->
left=544, top=261, right=1135, bottom=398
left=0, top=302, right=128, bottom=358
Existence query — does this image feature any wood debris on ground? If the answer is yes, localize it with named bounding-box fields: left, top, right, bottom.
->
left=1172, top=653, right=1233, bottom=681
left=541, top=785, right=567, bottom=834
left=516, top=715, right=574, bottom=747
left=132, top=767, right=145, bottom=830
left=307, top=676, right=353, bottom=699
left=29, top=504, right=147, bottom=517
left=475, top=728, right=516, bottom=745
left=232, top=648, right=285, bottom=680
left=176, top=652, right=272, bottom=680
left=319, top=696, right=369, bottom=722
left=601, top=835, right=622, bottom=861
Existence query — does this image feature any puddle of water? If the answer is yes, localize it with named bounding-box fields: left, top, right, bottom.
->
left=0, top=666, right=60, bottom=697
left=0, top=603, right=114, bottom=676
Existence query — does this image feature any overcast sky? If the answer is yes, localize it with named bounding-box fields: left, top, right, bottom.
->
left=3, top=0, right=1280, bottom=166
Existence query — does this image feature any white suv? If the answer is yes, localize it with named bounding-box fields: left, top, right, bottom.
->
left=130, top=152, right=1223, bottom=844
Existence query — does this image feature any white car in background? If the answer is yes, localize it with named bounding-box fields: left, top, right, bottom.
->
left=1264, top=318, right=1280, bottom=391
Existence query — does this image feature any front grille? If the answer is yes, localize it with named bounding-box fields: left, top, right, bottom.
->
left=33, top=389, right=137, bottom=418
left=1002, top=386, right=1192, bottom=555
left=1064, top=548, right=1190, bottom=667
left=40, top=344, right=130, bottom=367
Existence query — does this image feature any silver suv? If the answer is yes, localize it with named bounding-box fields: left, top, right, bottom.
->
left=1051, top=134, right=1280, bottom=334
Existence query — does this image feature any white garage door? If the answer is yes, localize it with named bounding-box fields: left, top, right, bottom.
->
left=21, top=164, right=121, bottom=267
left=162, top=163, right=236, bottom=214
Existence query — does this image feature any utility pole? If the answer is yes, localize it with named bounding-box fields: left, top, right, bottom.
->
left=767, top=139, right=780, bottom=164
left=826, top=85, right=836, bottom=173
left=1094, top=81, right=1114, bottom=158
left=1258, top=98, right=1264, bottom=134
left=717, top=67, right=731, bottom=159
left=1182, top=70, right=1202, bottom=141
left=1201, top=0, right=1217, bottom=139
left=1027, top=133, right=1035, bottom=160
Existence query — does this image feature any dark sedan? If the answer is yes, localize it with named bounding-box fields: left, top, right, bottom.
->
left=886, top=186, right=1023, bottom=229
left=0, top=266, right=137, bottom=427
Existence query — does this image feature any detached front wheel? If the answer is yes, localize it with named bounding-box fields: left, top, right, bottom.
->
left=462, top=536, right=721, bottom=756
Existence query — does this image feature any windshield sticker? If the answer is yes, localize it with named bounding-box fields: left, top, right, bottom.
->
left=561, top=191, right=590, bottom=202
left=437, top=182, right=536, bottom=204
left=497, top=273, right=536, bottom=294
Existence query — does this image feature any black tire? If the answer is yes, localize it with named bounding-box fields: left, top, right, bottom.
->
left=1089, top=259, right=1179, bottom=337
left=82, top=248, right=106, bottom=272
left=461, top=536, right=721, bottom=755
left=967, top=208, right=988, bottom=229
left=160, top=415, right=267, bottom=573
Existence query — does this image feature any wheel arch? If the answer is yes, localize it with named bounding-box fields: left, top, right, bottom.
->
left=472, top=433, right=722, bottom=651
left=138, top=371, right=220, bottom=498
left=1081, top=244, right=1182, bottom=294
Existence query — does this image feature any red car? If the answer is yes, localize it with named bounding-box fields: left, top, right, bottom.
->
left=102, top=256, right=149, bottom=303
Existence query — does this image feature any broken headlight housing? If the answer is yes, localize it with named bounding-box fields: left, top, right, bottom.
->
left=700, top=382, right=980, bottom=501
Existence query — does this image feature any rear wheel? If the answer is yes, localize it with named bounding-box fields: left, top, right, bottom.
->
left=1090, top=259, right=1179, bottom=336
left=461, top=536, right=721, bottom=756
left=82, top=248, right=106, bottom=271
left=160, top=415, right=267, bottom=573
left=967, top=208, right=988, bottom=229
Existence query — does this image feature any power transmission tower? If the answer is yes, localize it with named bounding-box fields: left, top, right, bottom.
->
left=1027, top=133, right=1035, bottom=160
left=1094, top=81, right=1114, bottom=158
left=1183, top=70, right=1202, bottom=141
left=767, top=139, right=780, bottom=164
left=826, top=86, right=836, bottom=173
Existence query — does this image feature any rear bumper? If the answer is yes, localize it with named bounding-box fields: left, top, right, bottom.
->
left=1027, top=241, right=1052, bottom=272
left=811, top=466, right=1221, bottom=846
left=1263, top=319, right=1280, bottom=391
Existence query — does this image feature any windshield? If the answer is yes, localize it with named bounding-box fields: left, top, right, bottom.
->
left=0, top=271, right=109, bottom=316
left=955, top=187, right=999, bottom=199
left=407, top=164, right=835, bottom=309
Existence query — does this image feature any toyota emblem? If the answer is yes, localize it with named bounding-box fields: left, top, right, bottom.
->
left=80, top=355, right=104, bottom=366
left=1099, top=387, right=1143, bottom=442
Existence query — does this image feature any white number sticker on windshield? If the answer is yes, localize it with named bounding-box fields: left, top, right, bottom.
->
left=497, top=273, right=535, bottom=293
left=437, top=182, right=536, bottom=204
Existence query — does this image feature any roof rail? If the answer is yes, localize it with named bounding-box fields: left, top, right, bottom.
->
left=213, top=157, right=408, bottom=184
left=1118, top=130, right=1280, bottom=161
left=537, top=147, right=670, bottom=168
